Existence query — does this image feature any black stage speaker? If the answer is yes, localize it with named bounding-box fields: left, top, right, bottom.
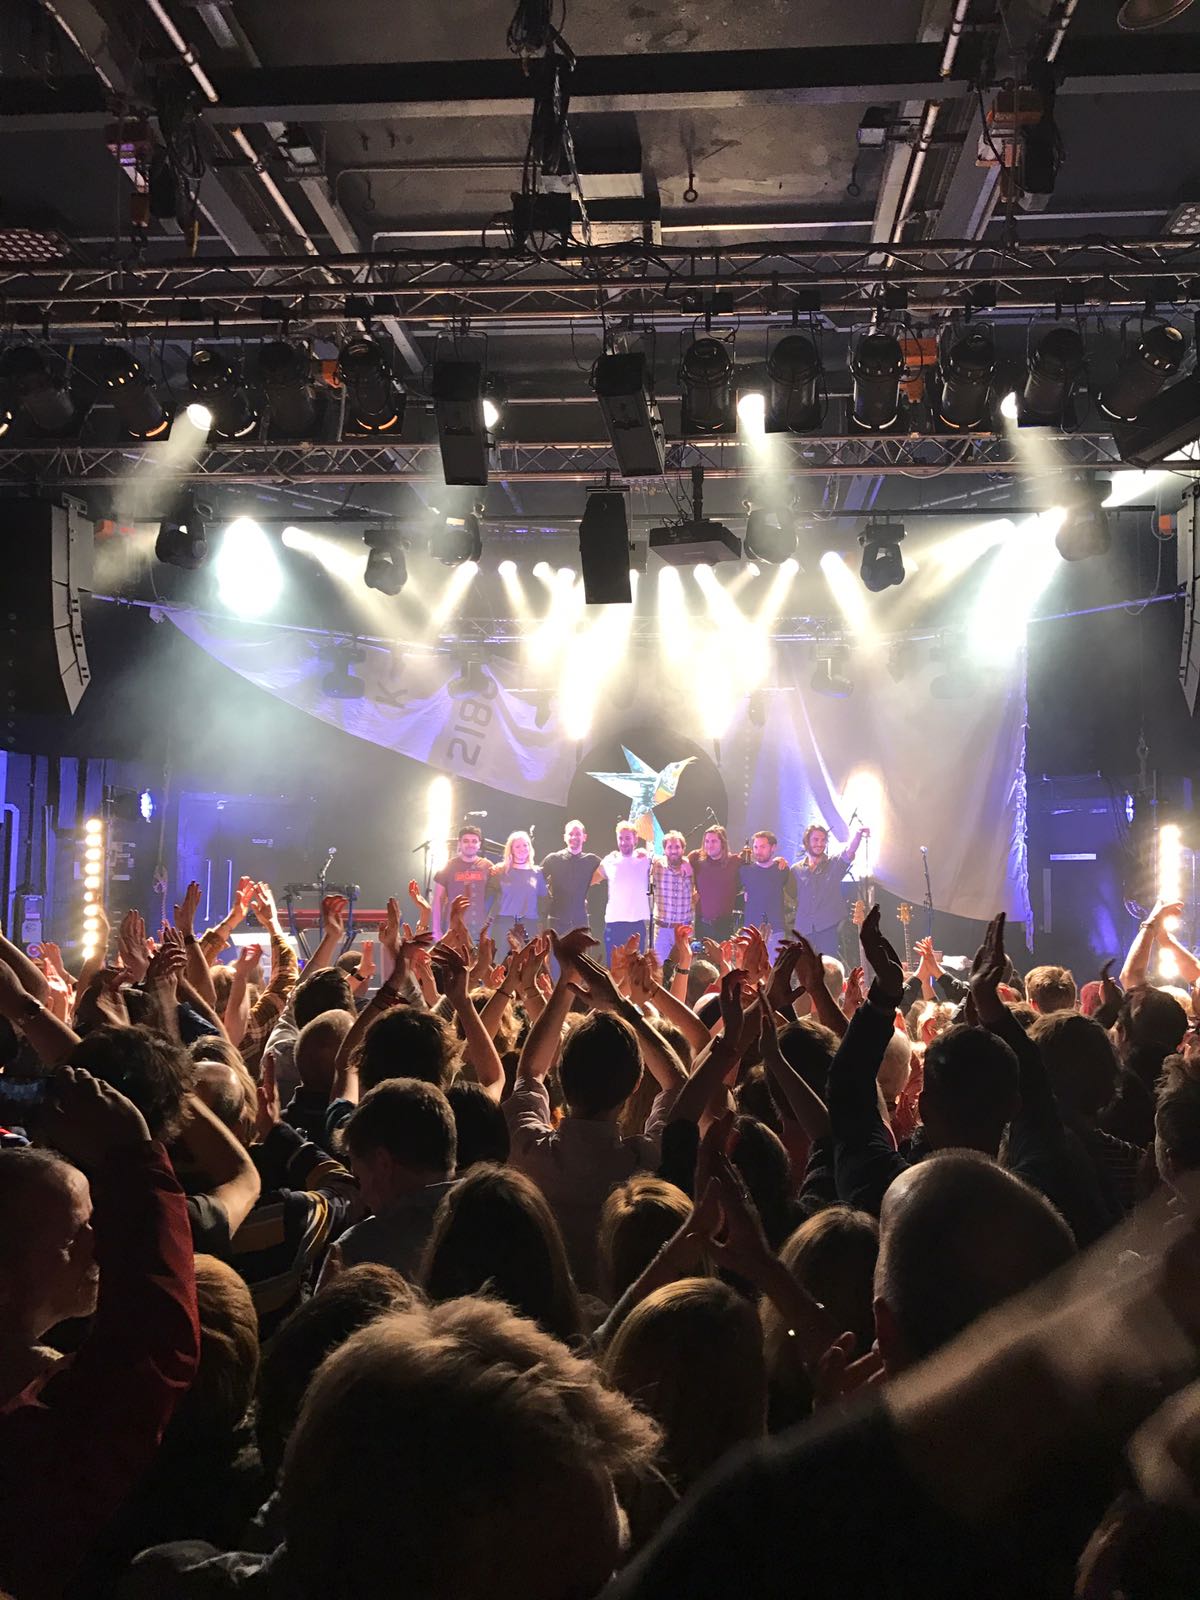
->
left=2, top=497, right=93, bottom=732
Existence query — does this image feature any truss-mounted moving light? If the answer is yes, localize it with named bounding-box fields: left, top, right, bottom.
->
left=1020, top=325, right=1085, bottom=427
left=1100, top=324, right=1186, bottom=422
left=431, top=508, right=484, bottom=566
left=744, top=506, right=798, bottom=566
left=766, top=334, right=822, bottom=433
left=859, top=518, right=907, bottom=591
left=937, top=329, right=995, bottom=430
left=593, top=351, right=667, bottom=477
left=680, top=337, right=736, bottom=434
left=187, top=347, right=259, bottom=440
left=259, top=339, right=320, bottom=438
left=850, top=332, right=904, bottom=431
left=433, top=359, right=489, bottom=486
left=155, top=494, right=210, bottom=570
left=97, top=346, right=168, bottom=439
left=363, top=526, right=407, bottom=595
left=1055, top=477, right=1112, bottom=562
left=338, top=336, right=404, bottom=434
left=0, top=345, right=75, bottom=435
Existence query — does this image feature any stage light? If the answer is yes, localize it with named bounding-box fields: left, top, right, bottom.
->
left=680, top=337, right=736, bottom=434
left=938, top=330, right=995, bottom=430
left=1000, top=390, right=1019, bottom=421
left=0, top=345, right=75, bottom=434
left=811, top=647, right=853, bottom=698
left=97, top=347, right=168, bottom=439
left=482, top=396, right=501, bottom=431
left=259, top=339, right=320, bottom=438
left=498, top=559, right=517, bottom=578
left=820, top=551, right=875, bottom=640
left=579, top=490, right=633, bottom=605
left=592, top=352, right=667, bottom=478
left=851, top=332, right=904, bottom=430
left=426, top=775, right=453, bottom=877
left=532, top=560, right=554, bottom=583
left=186, top=402, right=213, bottom=431
left=744, top=507, right=797, bottom=566
left=188, top=347, right=258, bottom=439
left=138, top=789, right=155, bottom=822
left=155, top=495, right=209, bottom=570
left=216, top=517, right=282, bottom=617
left=1111, top=371, right=1200, bottom=467
left=431, top=510, right=484, bottom=566
left=1158, top=824, right=1185, bottom=958
left=1056, top=478, right=1111, bottom=562
left=1119, top=0, right=1196, bottom=30
left=929, top=636, right=977, bottom=699
left=433, top=359, right=489, bottom=486
left=363, top=527, right=407, bottom=595
left=337, top=336, right=404, bottom=433
left=1020, top=325, right=1085, bottom=426
left=859, top=519, right=907, bottom=592
left=737, top=390, right=766, bottom=439
left=970, top=509, right=1064, bottom=663
left=1101, top=324, right=1186, bottom=421
left=767, top=334, right=822, bottom=432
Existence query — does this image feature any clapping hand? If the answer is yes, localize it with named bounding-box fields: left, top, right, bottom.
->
left=843, top=965, right=866, bottom=1015
left=250, top=881, right=282, bottom=937
left=118, top=909, right=151, bottom=981
left=236, top=943, right=264, bottom=980
left=858, top=905, right=905, bottom=1006
left=968, top=912, right=1008, bottom=1028
left=173, top=880, right=203, bottom=939
left=407, top=879, right=432, bottom=933
left=431, top=942, right=471, bottom=1006
left=322, top=894, right=349, bottom=939
left=671, top=923, right=693, bottom=966
left=254, top=1055, right=281, bottom=1142
left=145, top=929, right=186, bottom=998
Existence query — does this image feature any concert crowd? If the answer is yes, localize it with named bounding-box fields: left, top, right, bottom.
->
left=3, top=814, right=1200, bottom=1599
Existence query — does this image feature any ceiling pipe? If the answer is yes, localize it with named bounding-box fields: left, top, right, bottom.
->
left=143, top=0, right=321, bottom=257
left=887, top=0, right=973, bottom=247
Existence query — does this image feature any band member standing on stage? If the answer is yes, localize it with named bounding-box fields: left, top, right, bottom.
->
left=689, top=824, right=742, bottom=941
left=490, top=830, right=545, bottom=949
left=738, top=829, right=792, bottom=958
left=791, top=821, right=870, bottom=956
left=600, top=822, right=652, bottom=965
left=650, top=830, right=694, bottom=964
left=540, top=819, right=602, bottom=936
left=432, top=824, right=493, bottom=941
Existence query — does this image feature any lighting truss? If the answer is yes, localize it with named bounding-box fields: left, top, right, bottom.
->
left=0, top=237, right=1198, bottom=331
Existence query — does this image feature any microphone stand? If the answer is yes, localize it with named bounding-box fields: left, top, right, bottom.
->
left=921, top=846, right=934, bottom=942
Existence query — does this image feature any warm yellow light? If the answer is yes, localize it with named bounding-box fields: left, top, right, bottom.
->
left=426, top=776, right=453, bottom=878
left=84, top=817, right=104, bottom=836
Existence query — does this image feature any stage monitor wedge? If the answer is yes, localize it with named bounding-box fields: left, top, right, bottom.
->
left=3, top=497, right=92, bottom=738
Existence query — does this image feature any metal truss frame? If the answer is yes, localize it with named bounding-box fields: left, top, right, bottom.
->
left=0, top=431, right=1128, bottom=486
left=1, top=237, right=1198, bottom=332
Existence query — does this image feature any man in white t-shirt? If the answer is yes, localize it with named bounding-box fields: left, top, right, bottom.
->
left=599, top=823, right=651, bottom=965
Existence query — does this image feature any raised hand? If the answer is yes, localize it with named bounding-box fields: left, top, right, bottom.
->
left=118, top=909, right=151, bottom=981
left=379, top=897, right=402, bottom=960
left=787, top=932, right=826, bottom=998
left=41, top=941, right=70, bottom=983
left=321, top=893, right=349, bottom=939
left=968, top=912, right=1008, bottom=1028
left=407, top=878, right=432, bottom=933
left=357, top=940, right=376, bottom=984
left=234, top=875, right=256, bottom=919
left=476, top=921, right=496, bottom=973
left=858, top=905, right=905, bottom=1005
left=570, top=948, right=625, bottom=1013
left=254, top=1054, right=281, bottom=1142
left=548, top=925, right=596, bottom=978
left=448, top=894, right=471, bottom=934
left=431, top=942, right=471, bottom=1005
left=672, top=923, right=693, bottom=965
left=914, top=936, right=942, bottom=981
left=766, top=939, right=805, bottom=1014
left=236, top=942, right=264, bottom=979
left=145, top=930, right=186, bottom=996
left=42, top=1067, right=151, bottom=1165
left=250, top=881, right=282, bottom=936
left=173, top=880, right=203, bottom=938
left=843, top=965, right=866, bottom=1015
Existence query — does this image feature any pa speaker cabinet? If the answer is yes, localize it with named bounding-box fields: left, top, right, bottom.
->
left=3, top=497, right=93, bottom=730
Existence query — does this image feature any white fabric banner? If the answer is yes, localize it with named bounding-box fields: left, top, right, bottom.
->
left=167, top=612, right=577, bottom=803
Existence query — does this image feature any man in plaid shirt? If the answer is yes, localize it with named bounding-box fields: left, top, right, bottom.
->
left=650, top=830, right=694, bottom=964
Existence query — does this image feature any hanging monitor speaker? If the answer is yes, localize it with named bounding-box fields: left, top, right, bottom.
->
left=2, top=497, right=92, bottom=739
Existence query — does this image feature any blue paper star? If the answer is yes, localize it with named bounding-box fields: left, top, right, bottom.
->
left=587, top=747, right=695, bottom=855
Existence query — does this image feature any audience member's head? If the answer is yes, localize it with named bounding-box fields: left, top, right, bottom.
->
left=685, top=960, right=719, bottom=1008
left=1114, top=986, right=1190, bottom=1087
left=191, top=1058, right=257, bottom=1146
left=728, top=1116, right=794, bottom=1250
left=421, top=1164, right=581, bottom=1345
left=877, top=1029, right=913, bottom=1107
left=762, top=1206, right=879, bottom=1427
left=598, top=1176, right=693, bottom=1304
left=822, top=957, right=845, bottom=1001
left=358, top=1006, right=457, bottom=1095
left=445, top=1081, right=510, bottom=1171
left=919, top=1025, right=1021, bottom=1154
left=0, top=1148, right=96, bottom=1349
left=68, top=1025, right=194, bottom=1142
left=295, top=1012, right=354, bottom=1100
left=1030, top=1011, right=1120, bottom=1123
left=209, top=966, right=236, bottom=1012
left=343, top=1080, right=456, bottom=1212
left=777, top=1016, right=840, bottom=1099
left=169, top=1255, right=260, bottom=1448
left=1155, top=1058, right=1200, bottom=1185
left=294, top=968, right=356, bottom=1031
left=281, top=1296, right=658, bottom=1600
left=256, top=1264, right=416, bottom=1480
left=604, top=1278, right=766, bottom=1507
left=559, top=1012, right=642, bottom=1119
left=1025, top=964, right=1078, bottom=1015
left=873, top=1152, right=1076, bottom=1373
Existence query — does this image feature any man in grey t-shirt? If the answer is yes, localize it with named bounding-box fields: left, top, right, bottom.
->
left=791, top=822, right=869, bottom=955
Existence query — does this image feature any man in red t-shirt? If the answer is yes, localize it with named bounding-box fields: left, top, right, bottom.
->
left=688, top=824, right=743, bottom=941
left=432, top=826, right=494, bottom=941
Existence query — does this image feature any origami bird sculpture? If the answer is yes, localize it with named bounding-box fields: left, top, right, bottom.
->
left=586, top=747, right=696, bottom=855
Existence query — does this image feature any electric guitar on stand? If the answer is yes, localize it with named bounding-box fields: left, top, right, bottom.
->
left=897, top=903, right=914, bottom=973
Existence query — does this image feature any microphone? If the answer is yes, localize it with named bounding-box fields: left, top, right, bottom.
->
left=465, top=810, right=488, bottom=818
left=327, top=846, right=338, bottom=856
left=919, top=845, right=928, bottom=855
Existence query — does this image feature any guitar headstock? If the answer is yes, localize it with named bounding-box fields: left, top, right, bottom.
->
left=897, top=903, right=913, bottom=925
